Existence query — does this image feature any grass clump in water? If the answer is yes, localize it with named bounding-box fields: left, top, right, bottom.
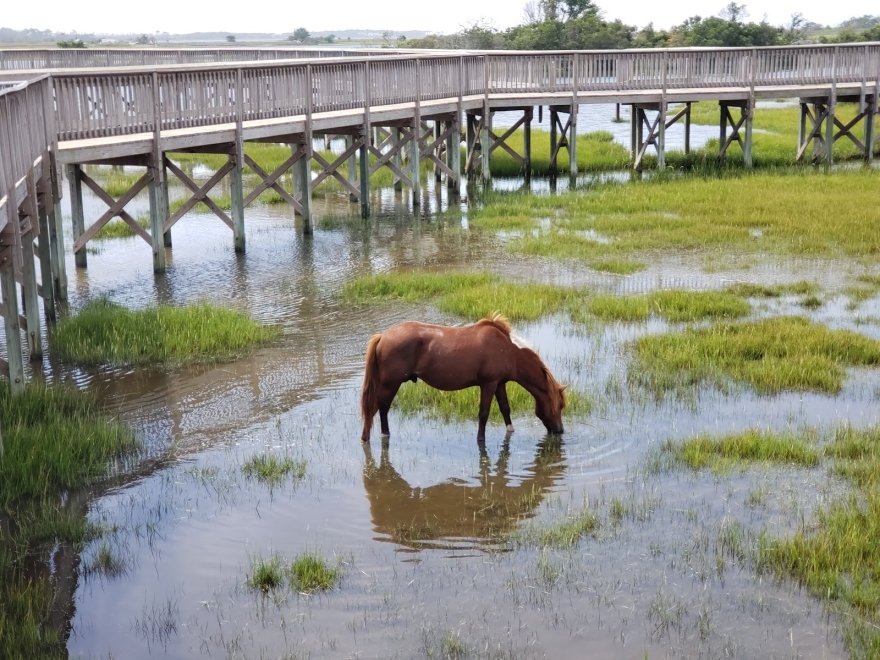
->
left=52, top=299, right=278, bottom=368
left=0, top=385, right=139, bottom=658
left=392, top=380, right=591, bottom=423
left=290, top=552, right=342, bottom=593
left=516, top=506, right=599, bottom=548
left=343, top=270, right=576, bottom=322
left=241, top=454, right=306, bottom=487
left=247, top=554, right=286, bottom=593
left=631, top=316, right=880, bottom=396
left=578, top=289, right=749, bottom=323
left=342, top=271, right=494, bottom=304
left=662, top=429, right=821, bottom=472
left=760, top=424, right=880, bottom=657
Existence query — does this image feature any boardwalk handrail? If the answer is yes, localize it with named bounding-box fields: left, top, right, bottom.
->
left=0, top=46, right=410, bottom=71
left=38, top=43, right=880, bottom=143
left=0, top=76, right=53, bottom=239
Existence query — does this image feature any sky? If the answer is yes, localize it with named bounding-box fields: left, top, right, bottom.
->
left=2, top=0, right=877, bottom=36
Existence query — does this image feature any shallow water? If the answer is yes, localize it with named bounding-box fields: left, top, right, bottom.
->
left=12, top=119, right=877, bottom=658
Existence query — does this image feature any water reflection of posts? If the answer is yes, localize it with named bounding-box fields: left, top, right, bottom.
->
left=362, top=437, right=566, bottom=553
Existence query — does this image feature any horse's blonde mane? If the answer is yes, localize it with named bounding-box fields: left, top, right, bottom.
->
left=477, top=311, right=512, bottom=335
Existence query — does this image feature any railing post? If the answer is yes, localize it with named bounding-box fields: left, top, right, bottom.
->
left=297, top=63, right=313, bottom=232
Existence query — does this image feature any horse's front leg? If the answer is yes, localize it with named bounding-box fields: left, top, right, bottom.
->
left=495, top=382, right=514, bottom=434
left=477, top=384, right=496, bottom=444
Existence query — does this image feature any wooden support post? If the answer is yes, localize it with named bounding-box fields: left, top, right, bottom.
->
left=162, top=158, right=172, bottom=248
left=549, top=107, right=558, bottom=175
left=392, top=128, right=403, bottom=192
left=36, top=192, right=56, bottom=323
left=866, top=95, right=876, bottom=163
left=409, top=119, right=421, bottom=207
left=523, top=107, right=532, bottom=184
left=434, top=122, right=443, bottom=183
left=230, top=151, right=245, bottom=253
left=630, top=106, right=638, bottom=162
left=1, top=266, right=25, bottom=393
left=147, top=158, right=168, bottom=272
left=569, top=104, right=578, bottom=183
left=359, top=131, right=371, bottom=218
left=466, top=113, right=476, bottom=179
left=51, top=197, right=66, bottom=300
left=67, top=164, right=87, bottom=268
left=657, top=102, right=666, bottom=169
left=744, top=98, right=754, bottom=168
left=480, top=108, right=491, bottom=182
left=295, top=139, right=312, bottom=233
left=825, top=96, right=835, bottom=169
left=345, top=135, right=358, bottom=201
left=445, top=119, right=459, bottom=192
left=798, top=102, right=807, bottom=155
left=19, top=229, right=41, bottom=360
left=684, top=103, right=692, bottom=155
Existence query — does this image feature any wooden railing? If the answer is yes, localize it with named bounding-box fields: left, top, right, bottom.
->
left=39, top=44, right=879, bottom=143
left=0, top=47, right=402, bottom=71
left=0, top=77, right=53, bottom=237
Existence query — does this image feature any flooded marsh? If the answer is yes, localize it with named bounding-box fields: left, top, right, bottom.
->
left=5, top=138, right=880, bottom=658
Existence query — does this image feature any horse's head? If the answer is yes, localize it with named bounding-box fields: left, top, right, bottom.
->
left=535, top=383, right=566, bottom=435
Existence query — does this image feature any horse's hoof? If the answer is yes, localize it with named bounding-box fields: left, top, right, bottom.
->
left=506, top=425, right=514, bottom=433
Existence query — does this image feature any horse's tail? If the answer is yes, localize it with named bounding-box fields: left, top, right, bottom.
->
left=360, top=333, right=382, bottom=440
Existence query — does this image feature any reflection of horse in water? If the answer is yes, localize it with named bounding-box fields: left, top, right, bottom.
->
left=362, top=437, right=566, bottom=552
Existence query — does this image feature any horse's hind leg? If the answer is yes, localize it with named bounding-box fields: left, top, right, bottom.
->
left=378, top=383, right=401, bottom=440
left=477, top=383, right=498, bottom=444
left=495, top=382, right=514, bottom=434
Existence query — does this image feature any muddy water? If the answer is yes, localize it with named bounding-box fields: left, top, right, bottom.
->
left=43, top=138, right=880, bottom=658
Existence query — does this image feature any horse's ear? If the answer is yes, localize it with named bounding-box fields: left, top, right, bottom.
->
left=560, top=384, right=568, bottom=391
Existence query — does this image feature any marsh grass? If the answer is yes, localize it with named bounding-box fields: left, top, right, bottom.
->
left=576, top=289, right=749, bottom=324
left=289, top=552, right=342, bottom=593
left=241, top=454, right=306, bottom=487
left=489, top=129, right=630, bottom=176
left=631, top=316, right=880, bottom=396
left=0, top=385, right=139, bottom=505
left=662, top=429, right=821, bottom=472
left=726, top=281, right=819, bottom=298
left=0, top=385, right=139, bottom=658
left=342, top=270, right=576, bottom=322
left=760, top=424, right=880, bottom=656
left=247, top=554, right=286, bottom=593
left=52, top=299, right=278, bottom=367
left=479, top=170, right=880, bottom=266
left=392, top=380, right=591, bottom=423
left=93, top=217, right=151, bottom=240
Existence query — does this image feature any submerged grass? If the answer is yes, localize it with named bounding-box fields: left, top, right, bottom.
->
left=631, top=316, right=880, bottom=396
left=52, top=299, right=278, bottom=368
left=515, top=506, right=599, bottom=548
left=290, top=552, right=342, bottom=593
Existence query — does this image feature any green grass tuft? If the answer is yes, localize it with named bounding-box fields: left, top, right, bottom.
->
left=516, top=506, right=599, bottom=548
left=663, top=429, right=821, bottom=471
left=578, top=289, right=749, bottom=324
left=52, top=299, right=278, bottom=367
left=241, top=454, right=306, bottom=487
left=247, top=555, right=286, bottom=593
left=289, top=552, right=342, bottom=593
left=631, top=316, right=880, bottom=395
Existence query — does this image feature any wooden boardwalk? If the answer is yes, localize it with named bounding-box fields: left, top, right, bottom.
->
left=1, top=43, right=879, bottom=390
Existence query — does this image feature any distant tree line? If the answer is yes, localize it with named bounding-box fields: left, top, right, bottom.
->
left=403, top=2, right=880, bottom=50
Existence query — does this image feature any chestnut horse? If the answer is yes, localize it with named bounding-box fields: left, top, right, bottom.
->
left=360, top=313, right=566, bottom=443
